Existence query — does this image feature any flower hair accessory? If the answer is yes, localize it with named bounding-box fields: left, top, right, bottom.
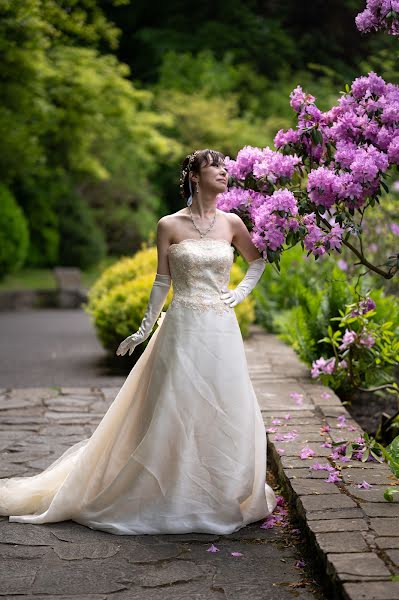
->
left=180, top=150, right=201, bottom=206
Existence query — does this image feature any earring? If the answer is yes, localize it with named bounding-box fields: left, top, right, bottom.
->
left=187, top=178, right=193, bottom=206
left=195, top=182, right=199, bottom=193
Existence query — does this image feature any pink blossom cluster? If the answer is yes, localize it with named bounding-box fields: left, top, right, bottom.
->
left=218, top=72, right=399, bottom=262
left=224, top=145, right=301, bottom=184
left=276, top=73, right=399, bottom=212
left=356, top=0, right=399, bottom=36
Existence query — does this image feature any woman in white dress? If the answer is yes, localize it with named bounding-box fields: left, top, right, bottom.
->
left=0, top=148, right=277, bottom=535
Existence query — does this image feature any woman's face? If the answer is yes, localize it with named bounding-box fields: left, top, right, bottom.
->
left=191, top=153, right=228, bottom=195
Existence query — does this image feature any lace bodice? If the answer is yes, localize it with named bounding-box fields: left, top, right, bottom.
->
left=167, top=238, right=235, bottom=315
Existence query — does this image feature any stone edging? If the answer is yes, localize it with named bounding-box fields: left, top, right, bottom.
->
left=246, top=325, right=399, bottom=600
left=0, top=289, right=88, bottom=311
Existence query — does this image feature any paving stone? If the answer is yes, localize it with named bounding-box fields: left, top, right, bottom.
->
left=53, top=541, right=121, bottom=560
left=272, top=432, right=327, bottom=443
left=31, top=562, right=132, bottom=595
left=314, top=531, right=368, bottom=553
left=9, top=388, right=57, bottom=400
left=309, top=519, right=368, bottom=533
left=343, top=581, right=399, bottom=599
left=0, top=397, right=43, bottom=411
left=375, top=537, right=399, bottom=549
left=0, top=522, right=58, bottom=546
left=0, top=463, right=33, bottom=477
left=362, top=503, right=399, bottom=517
left=133, top=560, right=213, bottom=588
left=0, top=544, right=51, bottom=559
left=0, top=560, right=39, bottom=595
left=1, top=596, right=108, bottom=600
left=305, top=508, right=365, bottom=521
left=319, top=406, right=352, bottom=418
left=269, top=442, right=332, bottom=458
left=341, top=469, right=394, bottom=485
left=370, top=518, right=399, bottom=537
left=59, top=387, right=98, bottom=395
left=298, top=493, right=358, bottom=514
left=280, top=457, right=334, bottom=469
left=326, top=552, right=391, bottom=581
left=289, top=478, right=341, bottom=495
left=284, top=468, right=335, bottom=479
left=386, top=549, right=399, bottom=568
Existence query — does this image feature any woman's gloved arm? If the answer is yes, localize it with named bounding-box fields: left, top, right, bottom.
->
left=220, top=257, right=265, bottom=308
left=116, top=272, right=171, bottom=356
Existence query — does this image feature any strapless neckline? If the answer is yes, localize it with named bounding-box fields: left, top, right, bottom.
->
left=168, top=238, right=234, bottom=252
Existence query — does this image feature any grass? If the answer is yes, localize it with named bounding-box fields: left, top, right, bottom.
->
left=0, top=256, right=121, bottom=291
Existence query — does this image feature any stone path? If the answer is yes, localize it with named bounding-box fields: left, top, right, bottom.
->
left=2, top=313, right=398, bottom=598
left=245, top=326, right=399, bottom=600
left=0, top=387, right=324, bottom=599
left=0, top=309, right=128, bottom=387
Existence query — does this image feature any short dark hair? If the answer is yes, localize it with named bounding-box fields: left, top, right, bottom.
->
left=179, top=148, right=225, bottom=201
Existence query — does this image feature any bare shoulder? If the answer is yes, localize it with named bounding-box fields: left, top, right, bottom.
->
left=224, top=211, right=247, bottom=233
left=157, top=210, right=186, bottom=242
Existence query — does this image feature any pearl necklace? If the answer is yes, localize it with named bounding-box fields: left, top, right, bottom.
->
left=189, top=205, right=217, bottom=238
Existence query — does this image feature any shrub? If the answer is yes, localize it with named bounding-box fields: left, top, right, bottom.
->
left=17, top=180, right=60, bottom=268
left=57, top=189, right=107, bottom=270
left=0, top=185, right=29, bottom=279
left=85, top=245, right=255, bottom=353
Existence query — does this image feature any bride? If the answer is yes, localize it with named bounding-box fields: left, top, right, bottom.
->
left=0, top=148, right=277, bottom=535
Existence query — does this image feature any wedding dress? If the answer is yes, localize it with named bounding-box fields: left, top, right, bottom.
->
left=0, top=238, right=277, bottom=535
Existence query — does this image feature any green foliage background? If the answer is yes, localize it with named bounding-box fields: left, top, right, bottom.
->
left=0, top=0, right=397, bottom=277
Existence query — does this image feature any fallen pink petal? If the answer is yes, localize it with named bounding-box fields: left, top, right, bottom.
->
left=324, top=470, right=341, bottom=483
left=309, top=462, right=335, bottom=471
left=300, top=446, right=316, bottom=459
left=321, top=392, right=332, bottom=399
left=284, top=413, right=291, bottom=420
left=271, top=418, right=282, bottom=425
left=207, top=544, right=220, bottom=553
left=231, top=552, right=243, bottom=557
left=277, top=447, right=285, bottom=454
left=266, top=427, right=278, bottom=433
left=357, top=480, right=372, bottom=489
left=320, top=424, right=331, bottom=433
left=295, top=559, right=306, bottom=568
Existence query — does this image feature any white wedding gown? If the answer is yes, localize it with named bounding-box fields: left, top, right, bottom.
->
left=0, top=238, right=277, bottom=535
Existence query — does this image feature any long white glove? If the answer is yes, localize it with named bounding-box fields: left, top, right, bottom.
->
left=220, top=257, right=265, bottom=308
left=116, top=272, right=171, bottom=356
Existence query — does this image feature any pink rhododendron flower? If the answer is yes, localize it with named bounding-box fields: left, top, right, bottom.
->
left=338, top=329, right=357, bottom=350
left=311, top=356, right=336, bottom=378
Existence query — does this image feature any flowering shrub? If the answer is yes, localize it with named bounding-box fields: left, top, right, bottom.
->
left=356, top=1, right=399, bottom=36
left=311, top=295, right=399, bottom=395
left=217, top=72, right=399, bottom=279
